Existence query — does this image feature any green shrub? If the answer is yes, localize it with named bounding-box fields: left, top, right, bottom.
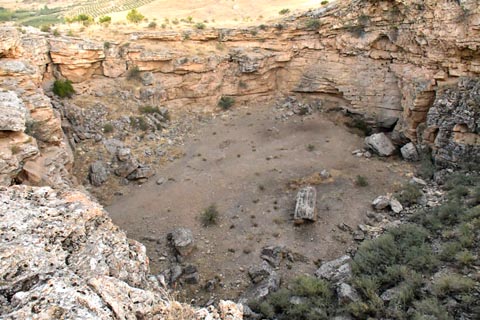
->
left=440, top=241, right=463, bottom=261
left=52, top=29, right=60, bottom=36
left=394, top=183, right=422, bottom=206
left=104, top=41, right=111, bottom=49
left=433, top=274, right=475, bottom=297
left=129, top=116, right=148, bottom=131
left=201, top=204, right=219, bottom=226
left=306, top=19, right=321, bottom=30
left=355, top=175, right=369, bottom=187
left=306, top=144, right=315, bottom=152
left=195, top=22, right=205, bottom=29
left=148, top=21, right=157, bottom=28
left=455, top=250, right=475, bottom=267
left=40, top=24, right=50, bottom=32
left=103, top=123, right=114, bottom=133
left=98, top=16, right=111, bottom=24
left=418, top=151, right=435, bottom=179
left=139, top=105, right=161, bottom=114
left=127, top=65, right=141, bottom=81
left=218, top=96, right=235, bottom=110
left=321, top=0, right=329, bottom=4
left=126, top=9, right=144, bottom=24
left=251, top=276, right=335, bottom=320
left=413, top=298, right=452, bottom=320
left=279, top=8, right=290, bottom=15
left=52, top=79, right=75, bottom=98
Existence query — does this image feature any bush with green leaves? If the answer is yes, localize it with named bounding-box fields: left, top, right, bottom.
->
left=98, top=16, right=111, bottom=24
left=250, top=276, right=335, bottom=320
left=279, top=9, right=290, bottom=15
left=127, top=65, right=141, bottom=81
left=394, top=183, right=422, bottom=206
left=126, top=9, right=144, bottom=24
left=218, top=96, right=235, bottom=110
left=306, top=19, right=321, bottom=30
left=200, top=204, right=219, bottom=226
left=355, top=175, right=369, bottom=187
left=52, top=79, right=75, bottom=98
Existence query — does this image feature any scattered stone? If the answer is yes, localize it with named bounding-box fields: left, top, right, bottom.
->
left=320, top=169, right=331, bottom=179
left=337, top=283, right=360, bottom=304
left=248, top=261, right=273, bottom=284
left=168, top=227, right=194, bottom=257
left=315, top=255, right=352, bottom=283
left=365, top=133, right=396, bottom=156
left=260, top=246, right=284, bottom=268
left=389, top=197, right=403, bottom=214
left=380, top=287, right=401, bottom=302
left=294, top=186, right=317, bottom=223
left=127, top=165, right=155, bottom=180
left=156, top=177, right=166, bottom=185
left=116, top=147, right=131, bottom=162
left=400, top=142, right=420, bottom=161
left=89, top=161, right=109, bottom=186
left=372, top=195, right=390, bottom=210
left=352, top=230, right=365, bottom=241
left=170, top=264, right=183, bottom=283
left=410, top=177, right=427, bottom=186
left=141, top=72, right=154, bottom=86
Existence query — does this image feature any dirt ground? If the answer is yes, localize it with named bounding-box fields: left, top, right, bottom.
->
left=106, top=102, right=412, bottom=303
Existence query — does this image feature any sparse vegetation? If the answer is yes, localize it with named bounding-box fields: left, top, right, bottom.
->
left=103, top=123, right=114, bottom=133
left=305, top=19, right=320, bottom=30
left=127, top=65, right=141, bottom=81
left=200, top=204, right=219, bottom=226
left=279, top=8, right=290, bottom=15
left=126, top=9, right=144, bottom=24
left=98, top=15, right=111, bottom=24
left=148, top=21, right=157, bottom=28
left=218, top=96, right=235, bottom=110
left=394, top=183, right=422, bottom=206
left=129, top=116, right=148, bottom=131
left=306, top=144, right=315, bottom=152
left=355, top=175, right=369, bottom=187
left=195, top=22, right=206, bottom=29
left=52, top=79, right=75, bottom=98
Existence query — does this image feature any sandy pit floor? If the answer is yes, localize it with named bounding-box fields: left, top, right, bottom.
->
left=107, top=102, right=411, bottom=303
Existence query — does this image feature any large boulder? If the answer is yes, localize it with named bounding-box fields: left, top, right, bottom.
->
left=294, top=186, right=317, bottom=223
left=89, top=161, right=109, bottom=186
left=400, top=142, right=420, bottom=161
left=168, top=227, right=195, bottom=257
left=365, top=133, right=396, bottom=156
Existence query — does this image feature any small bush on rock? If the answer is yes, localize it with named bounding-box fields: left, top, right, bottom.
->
left=218, top=96, right=235, bottom=110
left=53, top=79, right=75, bottom=98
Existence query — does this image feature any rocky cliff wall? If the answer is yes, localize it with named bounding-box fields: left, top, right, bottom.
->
left=1, top=0, right=479, bottom=186
left=0, top=185, right=242, bottom=319
left=48, top=0, right=480, bottom=140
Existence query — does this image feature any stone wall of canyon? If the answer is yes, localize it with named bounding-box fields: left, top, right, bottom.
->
left=1, top=0, right=479, bottom=186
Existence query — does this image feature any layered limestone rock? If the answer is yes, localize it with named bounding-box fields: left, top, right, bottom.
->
left=43, top=0, right=479, bottom=145
left=0, top=28, right=74, bottom=187
left=0, top=185, right=242, bottom=319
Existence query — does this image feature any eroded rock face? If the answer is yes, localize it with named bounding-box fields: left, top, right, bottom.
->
left=0, top=31, right=74, bottom=187
left=425, top=78, right=480, bottom=169
left=0, top=90, right=27, bottom=132
left=0, top=185, right=240, bottom=319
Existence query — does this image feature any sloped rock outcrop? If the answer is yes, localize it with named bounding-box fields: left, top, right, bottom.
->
left=0, top=185, right=242, bottom=319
